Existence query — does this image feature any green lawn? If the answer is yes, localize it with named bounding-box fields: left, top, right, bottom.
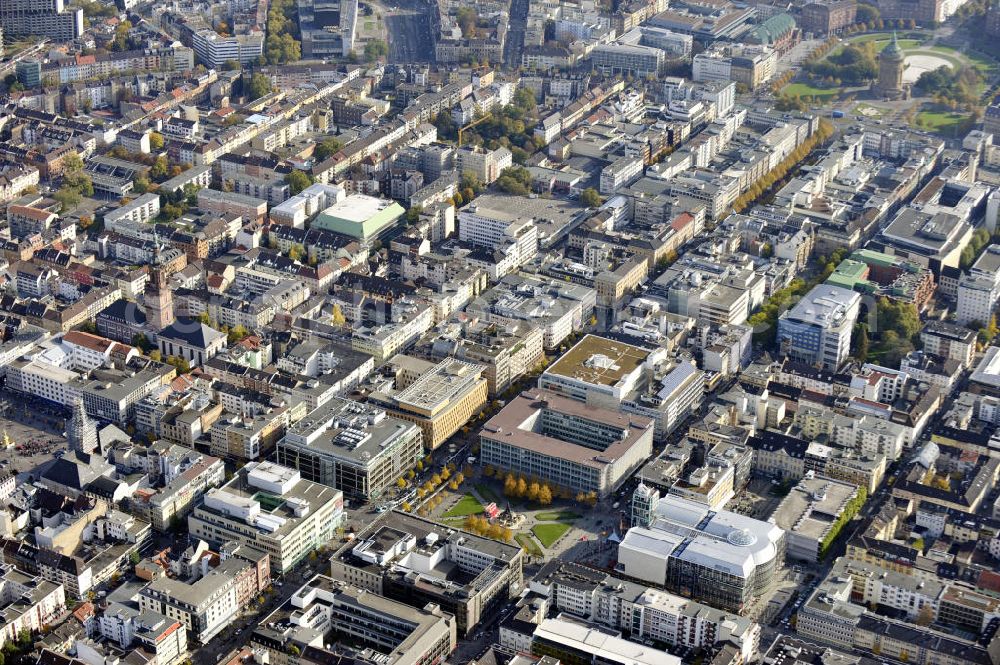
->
left=364, top=21, right=374, bottom=30
left=929, top=44, right=989, bottom=68
left=475, top=483, right=501, bottom=504
left=782, top=82, right=840, bottom=100
left=515, top=533, right=543, bottom=557
left=848, top=31, right=926, bottom=45
left=535, top=511, right=581, bottom=521
left=532, top=522, right=572, bottom=548
left=443, top=494, right=484, bottom=518
left=916, top=109, right=968, bottom=134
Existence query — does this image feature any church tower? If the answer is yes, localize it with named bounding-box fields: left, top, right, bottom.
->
left=145, top=231, right=175, bottom=332
left=66, top=396, right=98, bottom=455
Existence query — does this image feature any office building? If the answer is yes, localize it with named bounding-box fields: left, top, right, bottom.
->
left=330, top=511, right=523, bottom=637
left=251, top=575, right=456, bottom=665
left=367, top=356, right=488, bottom=450
left=532, top=616, right=681, bottom=665
left=0, top=565, right=66, bottom=651
left=621, top=488, right=785, bottom=613
left=769, top=473, right=864, bottom=562
left=15, top=59, right=41, bottom=87
left=776, top=284, right=860, bottom=370
left=191, top=30, right=264, bottom=68
left=458, top=203, right=539, bottom=268
left=600, top=156, right=645, bottom=195
left=188, top=462, right=344, bottom=574
left=538, top=334, right=704, bottom=440
left=480, top=390, right=654, bottom=498
left=313, top=194, right=404, bottom=240
left=276, top=398, right=424, bottom=500
left=529, top=561, right=760, bottom=662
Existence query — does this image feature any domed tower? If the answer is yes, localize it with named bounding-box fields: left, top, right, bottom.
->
left=877, top=32, right=906, bottom=99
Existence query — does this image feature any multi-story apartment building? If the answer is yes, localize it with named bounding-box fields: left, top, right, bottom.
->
left=130, top=442, right=226, bottom=531
left=957, top=245, right=1000, bottom=325
left=138, top=558, right=245, bottom=643
left=104, top=194, right=162, bottom=232
left=276, top=398, right=424, bottom=500
left=187, top=462, right=343, bottom=574
left=0, top=0, right=82, bottom=40
left=417, top=318, right=544, bottom=396
left=920, top=321, right=976, bottom=367
left=465, top=273, right=596, bottom=350
left=0, top=565, right=66, bottom=650
left=455, top=145, right=512, bottom=185
left=44, top=47, right=194, bottom=84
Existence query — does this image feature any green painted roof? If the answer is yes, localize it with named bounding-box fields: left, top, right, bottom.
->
left=750, top=13, right=796, bottom=44
left=852, top=248, right=900, bottom=268
left=827, top=259, right=869, bottom=289
left=882, top=31, right=904, bottom=59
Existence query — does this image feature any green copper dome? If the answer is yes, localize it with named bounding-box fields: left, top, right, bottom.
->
left=882, top=32, right=904, bottom=60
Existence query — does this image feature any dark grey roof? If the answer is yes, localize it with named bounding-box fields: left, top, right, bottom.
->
left=158, top=318, right=225, bottom=349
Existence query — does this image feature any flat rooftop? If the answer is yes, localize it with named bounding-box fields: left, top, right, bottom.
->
left=321, top=194, right=398, bottom=223
left=544, top=334, right=650, bottom=387
left=391, top=359, right=485, bottom=413
left=770, top=475, right=859, bottom=542
left=481, top=390, right=653, bottom=468
left=280, top=398, right=421, bottom=465
left=334, top=510, right=521, bottom=573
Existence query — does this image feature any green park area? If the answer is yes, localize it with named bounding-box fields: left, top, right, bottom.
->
left=535, top=511, right=581, bottom=521
left=442, top=494, right=484, bottom=518
left=532, top=522, right=572, bottom=548
left=915, top=109, right=968, bottom=132
left=781, top=82, right=840, bottom=101
left=515, top=533, right=543, bottom=556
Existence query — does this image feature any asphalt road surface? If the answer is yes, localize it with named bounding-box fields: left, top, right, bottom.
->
left=384, top=0, right=436, bottom=63
left=503, top=0, right=529, bottom=68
